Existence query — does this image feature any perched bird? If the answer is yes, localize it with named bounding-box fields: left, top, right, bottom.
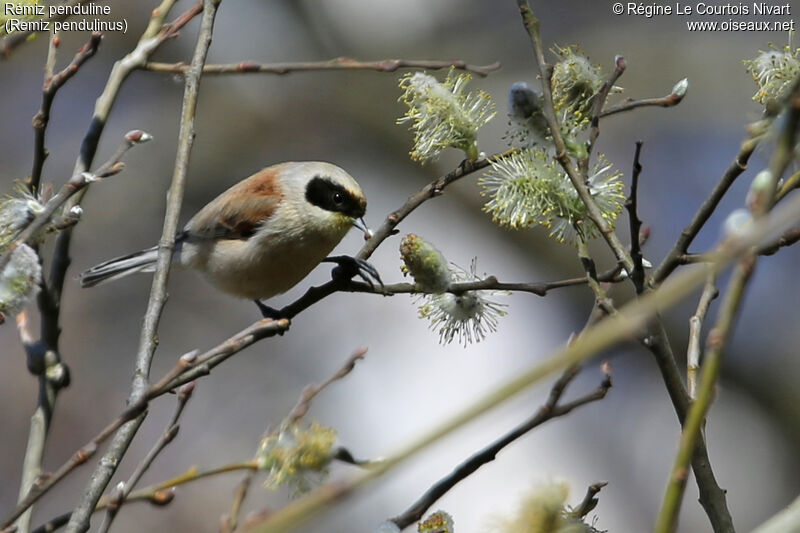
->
left=81, top=161, right=379, bottom=317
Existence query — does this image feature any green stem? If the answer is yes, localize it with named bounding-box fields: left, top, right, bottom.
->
left=654, top=256, right=754, bottom=533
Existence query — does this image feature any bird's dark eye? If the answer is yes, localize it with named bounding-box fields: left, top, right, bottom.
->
left=332, top=192, right=344, bottom=205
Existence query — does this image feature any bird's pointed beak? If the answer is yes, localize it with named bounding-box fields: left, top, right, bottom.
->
left=352, top=217, right=373, bottom=240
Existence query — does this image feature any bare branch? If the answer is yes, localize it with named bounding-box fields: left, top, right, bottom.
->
left=687, top=274, right=718, bottom=399
left=96, top=383, right=195, bottom=533
left=143, top=58, right=501, bottom=77
left=569, top=481, right=609, bottom=520
left=390, top=365, right=612, bottom=529
left=30, top=32, right=102, bottom=193
left=600, top=93, right=686, bottom=118
left=626, top=141, right=646, bottom=293
left=652, top=132, right=762, bottom=284
left=343, top=268, right=625, bottom=298
left=64, top=2, right=221, bottom=531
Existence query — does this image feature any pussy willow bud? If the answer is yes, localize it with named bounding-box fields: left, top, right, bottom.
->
left=0, top=244, right=42, bottom=316
left=722, top=208, right=753, bottom=239
left=744, top=45, right=800, bottom=105
left=490, top=483, right=590, bottom=533
left=418, top=510, right=454, bottom=533
left=507, top=81, right=550, bottom=145
left=397, top=68, right=495, bottom=162
left=257, top=422, right=337, bottom=495
left=671, top=78, right=689, bottom=99
left=399, top=234, right=452, bottom=292
left=746, top=169, right=773, bottom=213
left=551, top=46, right=605, bottom=131
left=125, top=130, right=153, bottom=144
left=0, top=186, right=45, bottom=248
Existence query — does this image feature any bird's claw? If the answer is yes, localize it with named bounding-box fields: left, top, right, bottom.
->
left=323, top=255, right=383, bottom=290
left=254, top=299, right=283, bottom=320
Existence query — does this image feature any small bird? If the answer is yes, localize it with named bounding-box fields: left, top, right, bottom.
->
left=81, top=161, right=379, bottom=317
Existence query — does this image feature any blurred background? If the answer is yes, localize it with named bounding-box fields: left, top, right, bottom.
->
left=1, top=1, right=799, bottom=532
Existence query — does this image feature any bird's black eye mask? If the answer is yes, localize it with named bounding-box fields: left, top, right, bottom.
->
left=305, top=176, right=366, bottom=219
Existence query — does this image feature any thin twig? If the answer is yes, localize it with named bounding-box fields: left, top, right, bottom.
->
left=652, top=133, right=762, bottom=284
left=2, top=320, right=288, bottom=532
left=30, top=32, right=102, bottom=193
left=585, top=55, right=626, bottom=169
left=576, top=231, right=615, bottom=316
left=626, top=141, right=646, bottom=293
left=687, top=274, right=718, bottom=399
left=143, top=58, right=501, bottom=77
left=0, top=133, right=140, bottom=272
left=96, top=383, right=196, bottom=533
left=64, top=3, right=220, bottom=532
left=599, top=93, right=686, bottom=118
left=389, top=365, right=612, bottom=529
left=775, top=168, right=800, bottom=202
left=343, top=268, right=625, bottom=297
left=679, top=225, right=800, bottom=264
left=569, top=481, right=609, bottom=520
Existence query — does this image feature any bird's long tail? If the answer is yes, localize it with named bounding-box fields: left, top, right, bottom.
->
left=80, top=246, right=160, bottom=288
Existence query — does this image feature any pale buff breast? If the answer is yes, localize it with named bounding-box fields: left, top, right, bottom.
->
left=179, top=229, right=344, bottom=299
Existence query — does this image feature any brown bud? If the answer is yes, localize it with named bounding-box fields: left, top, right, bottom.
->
left=125, top=130, right=153, bottom=144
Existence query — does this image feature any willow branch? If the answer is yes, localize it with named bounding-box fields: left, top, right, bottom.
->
left=0, top=318, right=287, bottom=531
left=390, top=365, right=612, bottom=529
left=143, top=58, right=501, bottom=77
left=654, top=256, right=755, bottom=533
left=96, top=383, right=195, bottom=533
left=64, top=2, right=220, bottom=532
left=29, top=32, right=102, bottom=193
left=0, top=132, right=140, bottom=273
left=687, top=274, right=718, bottom=399
left=626, top=141, right=646, bottom=293
left=652, top=132, right=762, bottom=284
left=600, top=92, right=686, bottom=118
left=655, top=75, right=800, bottom=533
left=344, top=268, right=624, bottom=298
